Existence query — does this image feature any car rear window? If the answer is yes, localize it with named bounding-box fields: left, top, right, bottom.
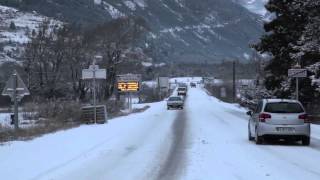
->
left=264, top=102, right=304, bottom=113
left=178, top=88, right=186, bottom=91
left=169, top=97, right=181, bottom=101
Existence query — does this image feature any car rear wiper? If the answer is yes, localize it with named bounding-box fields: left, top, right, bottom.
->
left=268, top=111, right=288, bottom=113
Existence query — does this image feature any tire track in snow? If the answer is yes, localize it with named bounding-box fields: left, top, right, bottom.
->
left=156, top=109, right=188, bottom=180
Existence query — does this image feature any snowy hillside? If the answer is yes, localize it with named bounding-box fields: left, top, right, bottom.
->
left=236, top=0, right=268, bottom=16
left=0, top=5, right=60, bottom=60
left=98, top=0, right=264, bottom=62
left=235, top=0, right=274, bottom=21
left=0, top=0, right=264, bottom=63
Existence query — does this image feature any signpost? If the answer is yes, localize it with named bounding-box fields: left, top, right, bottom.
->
left=288, top=67, right=307, bottom=100
left=82, top=61, right=106, bottom=124
left=1, top=71, right=30, bottom=130
left=117, top=74, right=141, bottom=112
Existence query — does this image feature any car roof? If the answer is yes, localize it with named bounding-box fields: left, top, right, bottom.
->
left=263, top=99, right=300, bottom=104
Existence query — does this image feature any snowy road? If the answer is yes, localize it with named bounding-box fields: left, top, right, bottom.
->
left=1, top=87, right=320, bottom=180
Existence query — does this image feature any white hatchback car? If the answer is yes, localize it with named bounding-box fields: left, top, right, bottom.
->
left=247, top=99, right=311, bottom=145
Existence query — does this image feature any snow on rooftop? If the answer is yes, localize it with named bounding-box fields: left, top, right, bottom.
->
left=124, top=1, right=137, bottom=11
left=94, top=0, right=102, bottom=5
left=133, top=0, right=147, bottom=9
left=0, top=53, right=19, bottom=65
left=103, top=2, right=126, bottom=19
left=141, top=62, right=153, bottom=67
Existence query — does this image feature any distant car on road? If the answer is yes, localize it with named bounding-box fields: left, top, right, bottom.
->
left=190, top=82, right=196, bottom=88
left=177, top=87, right=187, bottom=96
left=167, top=96, right=184, bottom=110
left=247, top=99, right=311, bottom=145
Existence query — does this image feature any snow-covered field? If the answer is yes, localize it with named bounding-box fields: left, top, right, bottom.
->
left=1, top=85, right=320, bottom=180
left=0, top=113, right=12, bottom=127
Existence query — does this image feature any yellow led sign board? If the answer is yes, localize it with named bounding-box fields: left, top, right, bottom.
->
left=117, top=81, right=140, bottom=92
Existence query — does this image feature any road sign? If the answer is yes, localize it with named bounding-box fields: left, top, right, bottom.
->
left=288, top=69, right=307, bottom=78
left=117, top=74, right=141, bottom=82
left=117, top=74, right=141, bottom=93
left=117, top=81, right=140, bottom=92
left=82, top=65, right=106, bottom=80
left=2, top=72, right=30, bottom=100
left=1, top=71, right=30, bottom=130
left=116, top=74, right=141, bottom=112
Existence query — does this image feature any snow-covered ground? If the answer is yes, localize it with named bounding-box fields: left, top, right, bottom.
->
left=1, top=85, right=320, bottom=180
left=0, top=112, right=38, bottom=131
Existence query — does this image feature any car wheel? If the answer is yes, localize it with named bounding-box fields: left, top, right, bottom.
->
left=255, top=128, right=263, bottom=145
left=302, top=136, right=310, bottom=146
left=248, top=126, right=254, bottom=141
left=167, top=106, right=170, bottom=110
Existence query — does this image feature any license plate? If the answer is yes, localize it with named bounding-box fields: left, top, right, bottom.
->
left=276, top=127, right=295, bottom=132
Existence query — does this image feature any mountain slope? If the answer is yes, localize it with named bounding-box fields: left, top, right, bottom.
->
left=0, top=5, right=59, bottom=63
left=235, top=0, right=268, bottom=16
left=0, top=0, right=263, bottom=63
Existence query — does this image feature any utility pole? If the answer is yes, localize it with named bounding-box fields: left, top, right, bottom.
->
left=13, top=72, right=19, bottom=130
left=233, top=61, right=236, bottom=103
left=296, top=77, right=299, bottom=100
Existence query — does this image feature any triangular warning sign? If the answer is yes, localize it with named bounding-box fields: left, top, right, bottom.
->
left=1, top=71, right=30, bottom=99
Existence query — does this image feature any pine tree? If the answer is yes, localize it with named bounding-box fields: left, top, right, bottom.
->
left=292, top=1, right=320, bottom=65
left=254, top=0, right=320, bottom=104
left=9, top=21, right=16, bottom=30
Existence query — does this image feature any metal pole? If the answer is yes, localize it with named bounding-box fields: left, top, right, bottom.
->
left=129, top=92, right=132, bottom=113
left=127, top=92, right=130, bottom=112
left=13, top=72, right=19, bottom=130
left=296, top=77, right=299, bottom=100
left=93, top=61, right=97, bottom=124
left=233, top=61, right=236, bottom=103
left=157, top=76, right=161, bottom=100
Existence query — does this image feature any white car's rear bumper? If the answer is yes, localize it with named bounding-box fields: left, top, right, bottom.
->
left=257, top=123, right=310, bottom=137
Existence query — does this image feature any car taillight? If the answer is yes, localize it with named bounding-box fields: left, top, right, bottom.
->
left=299, top=114, right=310, bottom=123
left=259, top=113, right=271, bottom=122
